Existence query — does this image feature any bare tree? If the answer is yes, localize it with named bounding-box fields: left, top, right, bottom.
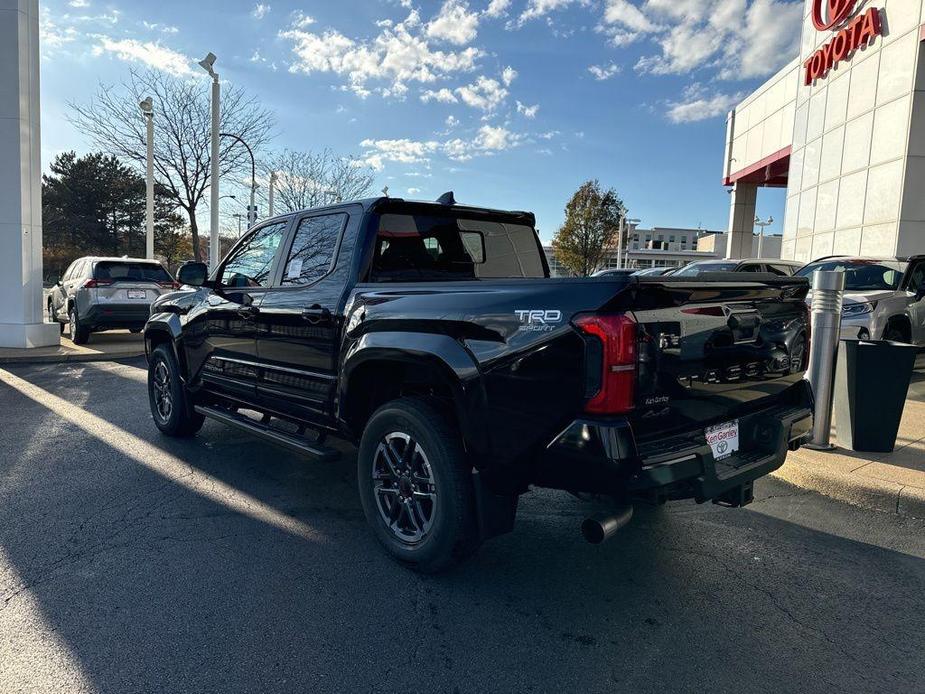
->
left=69, top=68, right=274, bottom=261
left=262, top=149, right=375, bottom=214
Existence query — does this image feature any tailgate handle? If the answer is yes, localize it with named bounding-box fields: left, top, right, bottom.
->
left=726, top=307, right=761, bottom=342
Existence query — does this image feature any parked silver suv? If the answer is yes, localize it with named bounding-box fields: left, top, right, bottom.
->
left=795, top=256, right=925, bottom=344
left=48, top=257, right=178, bottom=344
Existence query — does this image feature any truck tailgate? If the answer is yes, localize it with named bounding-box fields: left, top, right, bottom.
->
left=610, top=274, right=810, bottom=443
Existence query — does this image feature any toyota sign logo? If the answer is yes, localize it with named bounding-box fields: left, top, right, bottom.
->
left=812, top=0, right=856, bottom=31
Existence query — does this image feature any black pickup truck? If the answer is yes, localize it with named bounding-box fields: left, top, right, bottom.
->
left=144, top=194, right=813, bottom=572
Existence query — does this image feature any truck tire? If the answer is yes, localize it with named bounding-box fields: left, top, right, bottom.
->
left=147, top=344, right=205, bottom=437
left=358, top=397, right=479, bottom=573
left=69, top=307, right=90, bottom=345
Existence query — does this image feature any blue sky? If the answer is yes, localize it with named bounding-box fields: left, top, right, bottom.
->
left=39, top=0, right=803, bottom=242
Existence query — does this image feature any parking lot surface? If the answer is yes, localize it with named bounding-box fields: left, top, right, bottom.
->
left=1, top=358, right=924, bottom=693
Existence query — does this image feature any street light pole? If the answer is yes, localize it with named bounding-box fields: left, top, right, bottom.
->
left=139, top=97, right=154, bottom=260
left=754, top=215, right=774, bottom=258
left=268, top=171, right=277, bottom=217
left=219, top=132, right=257, bottom=229
left=198, top=52, right=220, bottom=270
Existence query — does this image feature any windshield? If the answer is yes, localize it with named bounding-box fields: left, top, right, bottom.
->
left=93, top=261, right=172, bottom=283
left=370, top=210, right=546, bottom=282
left=672, top=261, right=738, bottom=277
left=796, top=259, right=906, bottom=291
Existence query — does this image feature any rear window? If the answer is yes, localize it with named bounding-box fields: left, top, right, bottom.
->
left=370, top=212, right=546, bottom=282
left=93, top=261, right=172, bottom=283
left=796, top=259, right=906, bottom=290
left=673, top=261, right=738, bottom=276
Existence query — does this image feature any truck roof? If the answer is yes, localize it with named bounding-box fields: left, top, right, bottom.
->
left=258, top=196, right=536, bottom=227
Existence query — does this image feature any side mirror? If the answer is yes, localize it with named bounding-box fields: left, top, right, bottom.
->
left=177, top=261, right=209, bottom=287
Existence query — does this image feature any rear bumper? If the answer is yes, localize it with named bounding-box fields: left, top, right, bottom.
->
left=535, top=385, right=813, bottom=504
left=82, top=304, right=151, bottom=330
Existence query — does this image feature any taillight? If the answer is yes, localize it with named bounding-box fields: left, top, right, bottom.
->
left=573, top=313, right=637, bottom=415
left=158, top=280, right=181, bottom=289
left=83, top=279, right=113, bottom=288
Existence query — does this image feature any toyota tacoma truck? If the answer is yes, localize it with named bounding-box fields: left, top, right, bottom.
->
left=144, top=194, right=813, bottom=572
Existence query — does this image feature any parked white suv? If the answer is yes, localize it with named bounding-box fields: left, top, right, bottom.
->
left=795, top=256, right=925, bottom=344
left=48, top=257, right=178, bottom=344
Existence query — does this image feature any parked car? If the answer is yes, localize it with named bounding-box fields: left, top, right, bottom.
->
left=591, top=268, right=636, bottom=278
left=632, top=267, right=675, bottom=276
left=795, top=256, right=925, bottom=344
left=144, top=195, right=813, bottom=572
left=48, top=257, right=179, bottom=344
left=672, top=258, right=804, bottom=277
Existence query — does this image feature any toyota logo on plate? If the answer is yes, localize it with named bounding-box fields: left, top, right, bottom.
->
left=812, top=0, right=856, bottom=31
left=717, top=441, right=729, bottom=455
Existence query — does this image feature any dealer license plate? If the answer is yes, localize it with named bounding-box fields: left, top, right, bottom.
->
left=705, top=420, right=739, bottom=460
left=128, top=289, right=146, bottom=299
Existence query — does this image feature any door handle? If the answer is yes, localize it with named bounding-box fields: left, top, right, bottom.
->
left=237, top=305, right=259, bottom=318
left=302, top=305, right=331, bottom=323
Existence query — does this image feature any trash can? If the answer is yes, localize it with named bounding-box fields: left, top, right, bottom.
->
left=833, top=339, right=918, bottom=452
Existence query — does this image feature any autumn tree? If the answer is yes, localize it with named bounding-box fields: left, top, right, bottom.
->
left=551, top=180, right=626, bottom=277
left=68, top=68, right=274, bottom=261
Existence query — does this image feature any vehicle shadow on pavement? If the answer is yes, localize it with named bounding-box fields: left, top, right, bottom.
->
left=1, top=359, right=924, bottom=693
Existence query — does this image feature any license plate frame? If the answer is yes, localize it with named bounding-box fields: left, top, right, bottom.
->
left=127, top=289, right=146, bottom=299
left=705, top=420, right=739, bottom=461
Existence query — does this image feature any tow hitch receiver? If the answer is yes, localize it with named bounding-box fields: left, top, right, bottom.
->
left=713, top=482, right=754, bottom=508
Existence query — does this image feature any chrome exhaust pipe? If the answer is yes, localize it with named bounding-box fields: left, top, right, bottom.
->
left=581, top=506, right=634, bottom=544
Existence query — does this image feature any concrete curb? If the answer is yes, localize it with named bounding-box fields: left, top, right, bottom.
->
left=0, top=350, right=145, bottom=365
left=772, top=454, right=925, bottom=519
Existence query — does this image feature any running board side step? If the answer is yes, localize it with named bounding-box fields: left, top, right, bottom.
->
left=194, top=405, right=341, bottom=462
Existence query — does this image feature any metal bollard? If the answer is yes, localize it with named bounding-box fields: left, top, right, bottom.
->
left=804, top=270, right=846, bottom=450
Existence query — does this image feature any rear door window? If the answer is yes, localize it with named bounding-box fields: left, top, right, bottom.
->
left=282, top=213, right=346, bottom=286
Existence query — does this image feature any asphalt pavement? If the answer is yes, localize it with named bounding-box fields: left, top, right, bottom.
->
left=1, top=358, right=924, bottom=693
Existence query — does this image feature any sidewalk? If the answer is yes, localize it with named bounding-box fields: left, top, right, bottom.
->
left=773, top=356, right=925, bottom=518
left=0, top=329, right=146, bottom=364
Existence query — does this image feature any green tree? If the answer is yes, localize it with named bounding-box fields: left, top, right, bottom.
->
left=42, top=150, right=193, bottom=277
left=551, top=180, right=626, bottom=277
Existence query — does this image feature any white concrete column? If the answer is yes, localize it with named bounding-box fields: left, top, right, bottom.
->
left=726, top=182, right=757, bottom=260
left=0, top=0, right=58, bottom=348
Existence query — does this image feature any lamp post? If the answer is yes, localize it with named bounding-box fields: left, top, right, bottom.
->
left=268, top=171, right=277, bottom=217
left=754, top=215, right=774, bottom=258
left=219, top=132, right=257, bottom=229
left=139, top=96, right=154, bottom=259
left=198, top=52, right=220, bottom=270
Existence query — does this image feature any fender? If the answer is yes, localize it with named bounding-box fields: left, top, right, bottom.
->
left=340, top=331, right=490, bottom=458
left=144, top=312, right=188, bottom=379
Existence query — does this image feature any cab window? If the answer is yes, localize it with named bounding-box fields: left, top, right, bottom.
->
left=282, top=213, right=346, bottom=286
left=220, top=221, right=289, bottom=288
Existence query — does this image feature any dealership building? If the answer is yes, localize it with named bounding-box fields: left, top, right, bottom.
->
left=723, top=0, right=925, bottom=263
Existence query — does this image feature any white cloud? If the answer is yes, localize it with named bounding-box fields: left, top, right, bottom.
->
left=501, top=65, right=517, bottom=86
left=92, top=37, right=194, bottom=76
left=516, top=100, right=539, bottom=118
left=445, top=115, right=460, bottom=127
left=455, top=75, right=508, bottom=112
left=421, top=88, right=459, bottom=103
left=407, top=187, right=422, bottom=195
left=39, top=8, right=78, bottom=52
left=69, top=0, right=90, bottom=7
left=142, top=21, right=179, bottom=34
left=282, top=9, right=482, bottom=98
left=594, top=0, right=802, bottom=80
left=359, top=124, right=524, bottom=169
left=665, top=83, right=744, bottom=123
left=252, top=3, right=271, bottom=19
left=426, top=0, right=480, bottom=45
left=588, top=63, right=620, bottom=80
left=518, top=0, right=584, bottom=25
left=484, top=0, right=512, bottom=17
